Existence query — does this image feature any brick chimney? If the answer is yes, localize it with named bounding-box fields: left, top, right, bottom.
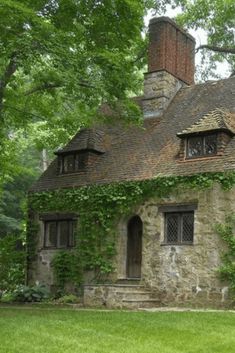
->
left=143, top=17, right=195, bottom=118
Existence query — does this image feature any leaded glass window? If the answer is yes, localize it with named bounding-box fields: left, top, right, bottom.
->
left=44, top=220, right=76, bottom=248
left=165, top=211, right=194, bottom=244
left=204, top=134, right=217, bottom=155
left=187, top=134, right=217, bottom=158
left=58, top=152, right=87, bottom=174
left=63, top=154, right=75, bottom=173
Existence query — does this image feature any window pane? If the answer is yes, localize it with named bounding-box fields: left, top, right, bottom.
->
left=68, top=221, right=76, bottom=247
left=205, top=134, right=217, bottom=155
left=58, top=221, right=69, bottom=248
left=45, top=222, right=57, bottom=247
left=166, top=213, right=179, bottom=243
left=63, top=155, right=75, bottom=173
left=74, top=154, right=79, bottom=171
left=187, top=136, right=203, bottom=157
left=58, top=157, right=63, bottom=174
left=79, top=153, right=87, bottom=169
left=74, top=153, right=87, bottom=171
left=182, top=212, right=194, bottom=243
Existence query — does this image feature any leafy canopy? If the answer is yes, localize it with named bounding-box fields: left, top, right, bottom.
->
left=0, top=0, right=153, bottom=183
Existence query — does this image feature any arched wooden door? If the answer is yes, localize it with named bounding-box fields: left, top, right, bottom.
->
left=127, top=216, right=142, bottom=279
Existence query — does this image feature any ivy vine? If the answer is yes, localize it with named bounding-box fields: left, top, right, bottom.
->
left=215, top=215, right=235, bottom=298
left=28, top=171, right=235, bottom=290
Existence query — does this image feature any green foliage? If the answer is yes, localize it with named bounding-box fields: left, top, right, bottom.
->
left=56, top=294, right=80, bottom=304
left=0, top=291, right=15, bottom=303
left=29, top=171, right=235, bottom=290
left=12, top=283, right=50, bottom=302
left=0, top=126, right=46, bottom=238
left=215, top=215, right=235, bottom=296
left=0, top=0, right=153, bottom=182
left=0, top=235, right=25, bottom=291
left=51, top=251, right=82, bottom=289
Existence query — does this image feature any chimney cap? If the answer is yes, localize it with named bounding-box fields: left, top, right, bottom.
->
left=149, top=16, right=196, bottom=43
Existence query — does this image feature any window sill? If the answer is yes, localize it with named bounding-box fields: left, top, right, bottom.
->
left=57, top=170, right=86, bottom=177
left=160, top=242, right=194, bottom=246
left=42, top=246, right=75, bottom=250
left=177, top=155, right=220, bottom=163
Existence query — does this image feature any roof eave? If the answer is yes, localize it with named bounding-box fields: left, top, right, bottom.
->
left=177, top=127, right=235, bottom=138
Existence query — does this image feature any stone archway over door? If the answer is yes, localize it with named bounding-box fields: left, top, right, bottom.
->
left=127, top=216, right=142, bottom=279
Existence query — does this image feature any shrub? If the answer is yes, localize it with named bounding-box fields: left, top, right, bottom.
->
left=0, top=235, right=25, bottom=291
left=12, top=283, right=49, bottom=302
left=56, top=294, right=80, bottom=304
left=0, top=291, right=15, bottom=303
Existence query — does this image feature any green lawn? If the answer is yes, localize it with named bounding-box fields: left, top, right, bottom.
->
left=0, top=306, right=235, bottom=353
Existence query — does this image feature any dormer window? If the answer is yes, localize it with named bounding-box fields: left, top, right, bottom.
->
left=55, top=128, right=106, bottom=175
left=177, top=109, right=235, bottom=161
left=58, top=152, right=87, bottom=174
left=187, top=134, right=217, bottom=159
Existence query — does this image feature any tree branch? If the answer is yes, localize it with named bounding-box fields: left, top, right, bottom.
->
left=196, top=45, right=235, bottom=54
left=25, top=83, right=62, bottom=96
left=4, top=104, right=43, bottom=120
left=24, top=80, right=95, bottom=96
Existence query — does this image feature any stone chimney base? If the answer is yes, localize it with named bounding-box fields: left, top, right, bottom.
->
left=143, top=71, right=185, bottom=118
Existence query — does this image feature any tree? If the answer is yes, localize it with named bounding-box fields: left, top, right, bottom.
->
left=0, top=0, right=154, bottom=183
left=0, top=128, right=44, bottom=237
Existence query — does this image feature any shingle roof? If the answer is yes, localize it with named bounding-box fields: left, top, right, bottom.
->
left=177, top=108, right=235, bottom=136
left=31, top=77, right=235, bottom=192
left=55, top=128, right=106, bottom=154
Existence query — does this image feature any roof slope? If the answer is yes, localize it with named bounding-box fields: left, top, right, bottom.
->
left=177, top=108, right=235, bottom=136
left=31, top=77, right=235, bottom=192
left=55, top=128, right=106, bottom=154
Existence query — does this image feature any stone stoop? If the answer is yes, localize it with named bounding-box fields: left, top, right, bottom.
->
left=83, top=283, right=161, bottom=309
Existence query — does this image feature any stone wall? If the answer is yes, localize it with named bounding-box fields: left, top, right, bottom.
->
left=27, top=218, right=56, bottom=288
left=30, top=183, right=235, bottom=307
left=115, top=183, right=234, bottom=307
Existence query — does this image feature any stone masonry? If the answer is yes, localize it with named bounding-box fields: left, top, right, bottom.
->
left=143, top=71, right=184, bottom=118
left=133, top=184, right=232, bottom=307
left=31, top=183, right=234, bottom=308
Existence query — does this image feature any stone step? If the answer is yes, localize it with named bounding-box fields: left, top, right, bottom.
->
left=84, top=284, right=144, bottom=288
left=121, top=299, right=161, bottom=309
left=83, top=284, right=161, bottom=309
left=116, top=291, right=152, bottom=300
left=116, top=279, right=141, bottom=285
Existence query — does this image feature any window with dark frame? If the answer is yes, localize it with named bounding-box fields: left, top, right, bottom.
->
left=164, top=211, right=194, bottom=244
left=44, top=219, right=76, bottom=248
left=187, top=134, right=217, bottom=158
left=58, top=152, right=87, bottom=174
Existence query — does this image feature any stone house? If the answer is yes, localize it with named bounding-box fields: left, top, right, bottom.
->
left=28, top=17, right=235, bottom=308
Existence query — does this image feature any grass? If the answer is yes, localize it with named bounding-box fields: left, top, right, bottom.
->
left=0, top=306, right=235, bottom=353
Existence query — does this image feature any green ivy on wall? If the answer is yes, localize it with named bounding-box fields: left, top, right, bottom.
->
left=28, top=172, right=235, bottom=290
left=215, top=215, right=235, bottom=299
